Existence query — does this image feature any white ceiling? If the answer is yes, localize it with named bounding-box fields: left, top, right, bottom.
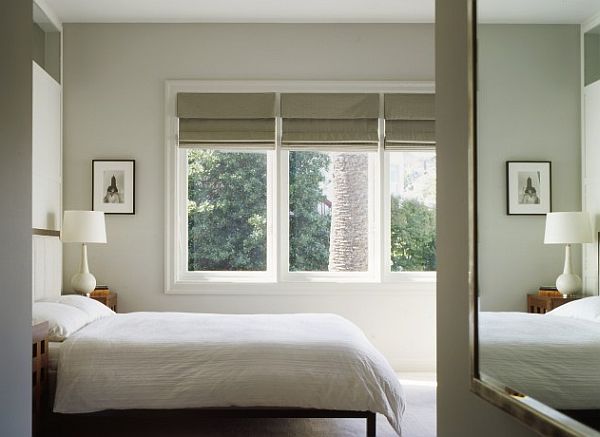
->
left=45, top=0, right=600, bottom=24
left=44, top=0, right=434, bottom=23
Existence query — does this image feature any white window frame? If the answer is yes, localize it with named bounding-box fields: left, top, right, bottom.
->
left=281, top=150, right=380, bottom=283
left=165, top=80, right=435, bottom=295
left=178, top=149, right=276, bottom=283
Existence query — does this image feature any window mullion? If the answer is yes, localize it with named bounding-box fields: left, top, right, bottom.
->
left=274, top=100, right=283, bottom=282
left=279, top=149, right=290, bottom=282
left=377, top=92, right=386, bottom=283
left=178, top=150, right=189, bottom=281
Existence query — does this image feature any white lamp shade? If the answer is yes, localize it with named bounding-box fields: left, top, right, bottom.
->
left=544, top=212, right=593, bottom=244
left=62, top=211, right=107, bottom=243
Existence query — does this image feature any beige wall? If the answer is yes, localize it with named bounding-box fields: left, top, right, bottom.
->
left=0, top=0, right=33, bottom=435
left=478, top=24, right=581, bottom=312
left=436, top=0, right=535, bottom=435
left=62, top=23, right=436, bottom=372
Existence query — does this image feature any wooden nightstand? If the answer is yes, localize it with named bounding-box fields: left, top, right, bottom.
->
left=32, top=321, right=49, bottom=436
left=90, top=291, right=118, bottom=312
left=527, top=294, right=579, bottom=314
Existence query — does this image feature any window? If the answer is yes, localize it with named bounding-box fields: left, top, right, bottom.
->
left=187, top=149, right=268, bottom=272
left=166, top=83, right=435, bottom=293
left=288, top=151, right=375, bottom=273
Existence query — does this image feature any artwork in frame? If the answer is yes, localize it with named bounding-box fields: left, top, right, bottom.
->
left=92, top=160, right=135, bottom=215
left=506, top=161, right=551, bottom=215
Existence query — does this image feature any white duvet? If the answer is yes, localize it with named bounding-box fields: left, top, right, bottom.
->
left=479, top=311, right=600, bottom=409
left=54, top=312, right=405, bottom=435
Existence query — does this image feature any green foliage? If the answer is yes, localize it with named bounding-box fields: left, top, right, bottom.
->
left=187, top=150, right=267, bottom=271
left=390, top=197, right=436, bottom=272
left=289, top=152, right=331, bottom=271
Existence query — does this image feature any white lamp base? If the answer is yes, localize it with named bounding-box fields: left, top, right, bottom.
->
left=71, top=243, right=97, bottom=296
left=555, top=244, right=582, bottom=296
left=555, top=273, right=581, bottom=296
left=71, top=272, right=97, bottom=296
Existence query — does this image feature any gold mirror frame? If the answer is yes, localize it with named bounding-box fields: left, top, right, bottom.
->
left=469, top=0, right=600, bottom=435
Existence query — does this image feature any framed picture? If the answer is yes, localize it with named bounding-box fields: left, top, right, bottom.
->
left=506, top=161, right=551, bottom=215
left=92, top=160, right=135, bottom=215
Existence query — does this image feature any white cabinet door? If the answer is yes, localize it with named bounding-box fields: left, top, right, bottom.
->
left=32, top=61, right=62, bottom=231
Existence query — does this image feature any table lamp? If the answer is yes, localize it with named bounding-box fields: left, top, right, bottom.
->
left=544, top=211, right=593, bottom=296
left=62, top=211, right=107, bottom=296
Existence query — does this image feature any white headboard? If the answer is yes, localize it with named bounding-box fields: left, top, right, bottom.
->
left=32, top=234, right=62, bottom=301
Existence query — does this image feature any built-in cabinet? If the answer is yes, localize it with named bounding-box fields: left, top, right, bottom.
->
left=31, top=0, right=63, bottom=299
left=32, top=62, right=62, bottom=231
left=32, top=1, right=62, bottom=232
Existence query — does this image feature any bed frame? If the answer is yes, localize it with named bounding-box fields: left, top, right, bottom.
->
left=47, top=408, right=377, bottom=436
left=560, top=409, right=600, bottom=431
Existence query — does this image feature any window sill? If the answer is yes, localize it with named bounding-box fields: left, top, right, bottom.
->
left=165, top=279, right=436, bottom=296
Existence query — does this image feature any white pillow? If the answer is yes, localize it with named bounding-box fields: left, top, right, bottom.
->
left=55, top=294, right=115, bottom=322
left=546, top=296, right=600, bottom=322
left=32, top=302, right=90, bottom=342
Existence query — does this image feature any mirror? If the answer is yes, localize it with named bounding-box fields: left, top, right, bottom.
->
left=475, top=0, right=600, bottom=434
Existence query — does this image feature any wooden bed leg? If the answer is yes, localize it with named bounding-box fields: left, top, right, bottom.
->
left=366, top=412, right=376, bottom=437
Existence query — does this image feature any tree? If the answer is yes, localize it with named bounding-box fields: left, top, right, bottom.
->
left=390, top=197, right=436, bottom=271
left=187, top=150, right=267, bottom=271
left=328, top=153, right=369, bottom=272
left=289, top=151, right=332, bottom=271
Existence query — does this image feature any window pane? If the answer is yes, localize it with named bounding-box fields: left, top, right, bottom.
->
left=389, top=151, right=436, bottom=272
left=187, top=149, right=267, bottom=271
left=289, top=151, right=370, bottom=272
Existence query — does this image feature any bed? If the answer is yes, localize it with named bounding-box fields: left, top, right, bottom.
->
left=479, top=307, right=600, bottom=410
left=34, top=276, right=403, bottom=436
left=33, top=234, right=404, bottom=436
left=51, top=311, right=404, bottom=435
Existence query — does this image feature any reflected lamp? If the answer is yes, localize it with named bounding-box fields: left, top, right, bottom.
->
left=544, top=212, right=593, bottom=296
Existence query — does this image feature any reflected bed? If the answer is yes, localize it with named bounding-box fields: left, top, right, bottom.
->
left=479, top=311, right=600, bottom=410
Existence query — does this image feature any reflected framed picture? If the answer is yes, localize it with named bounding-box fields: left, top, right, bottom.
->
left=506, top=161, right=551, bottom=215
left=92, top=160, right=135, bottom=215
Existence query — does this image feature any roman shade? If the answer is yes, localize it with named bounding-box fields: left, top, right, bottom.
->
left=177, top=93, right=276, bottom=149
left=281, top=93, right=379, bottom=151
left=384, top=93, right=435, bottom=150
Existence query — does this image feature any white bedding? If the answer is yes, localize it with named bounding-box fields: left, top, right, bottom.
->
left=48, top=341, right=61, bottom=372
left=48, top=342, right=61, bottom=407
left=54, top=312, right=405, bottom=435
left=479, top=311, right=600, bottom=409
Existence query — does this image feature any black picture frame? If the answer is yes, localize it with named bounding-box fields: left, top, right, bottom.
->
left=506, top=161, right=551, bottom=215
left=92, top=159, right=135, bottom=215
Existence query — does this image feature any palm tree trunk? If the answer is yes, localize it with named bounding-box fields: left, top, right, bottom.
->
left=328, top=152, right=369, bottom=272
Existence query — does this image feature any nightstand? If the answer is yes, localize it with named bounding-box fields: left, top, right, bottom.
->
left=32, top=321, right=49, bottom=436
left=527, top=294, right=579, bottom=314
left=90, top=291, right=118, bottom=312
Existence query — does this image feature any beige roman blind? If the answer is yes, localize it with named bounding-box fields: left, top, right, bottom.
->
left=177, top=93, right=276, bottom=149
left=280, top=93, right=380, bottom=151
left=384, top=93, right=435, bottom=150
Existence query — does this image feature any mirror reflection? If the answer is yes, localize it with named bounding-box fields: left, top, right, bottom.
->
left=477, top=0, right=600, bottom=431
